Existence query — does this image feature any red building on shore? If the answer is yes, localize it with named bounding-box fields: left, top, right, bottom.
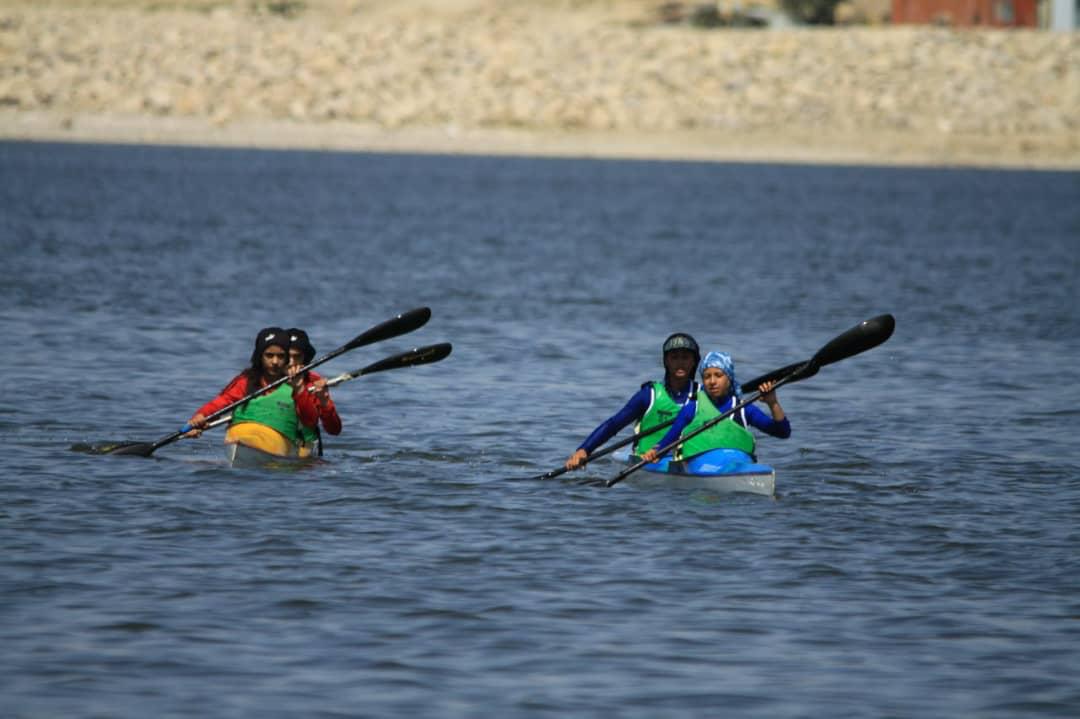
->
left=891, top=0, right=1039, bottom=26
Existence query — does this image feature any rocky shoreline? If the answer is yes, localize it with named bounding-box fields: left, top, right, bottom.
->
left=2, top=1, right=1078, bottom=168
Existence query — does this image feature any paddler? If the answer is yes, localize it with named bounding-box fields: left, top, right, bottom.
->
left=564, top=333, right=701, bottom=471
left=186, top=327, right=320, bottom=449
left=641, top=351, right=789, bottom=464
left=286, top=327, right=342, bottom=456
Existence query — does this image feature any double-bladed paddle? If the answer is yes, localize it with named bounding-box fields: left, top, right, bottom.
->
left=103, top=307, right=433, bottom=457
left=191, top=342, right=454, bottom=435
left=605, top=313, right=895, bottom=487
left=522, top=360, right=810, bottom=482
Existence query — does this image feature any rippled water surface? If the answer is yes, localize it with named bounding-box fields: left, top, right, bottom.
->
left=2, top=141, right=1079, bottom=717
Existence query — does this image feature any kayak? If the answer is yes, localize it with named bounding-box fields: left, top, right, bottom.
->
left=223, top=422, right=313, bottom=469
left=613, top=447, right=776, bottom=496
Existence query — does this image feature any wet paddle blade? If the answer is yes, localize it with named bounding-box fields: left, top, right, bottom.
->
left=76, top=441, right=158, bottom=456
left=107, top=442, right=159, bottom=456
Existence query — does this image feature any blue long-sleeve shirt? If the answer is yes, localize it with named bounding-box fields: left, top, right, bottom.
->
left=577, top=380, right=697, bottom=454
left=653, top=392, right=791, bottom=458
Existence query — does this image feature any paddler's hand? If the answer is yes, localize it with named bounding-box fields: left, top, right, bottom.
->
left=759, top=380, right=779, bottom=407
left=307, top=378, right=331, bottom=407
left=758, top=380, right=786, bottom=421
left=565, top=448, right=588, bottom=471
left=287, top=366, right=304, bottom=389
left=185, top=413, right=207, bottom=437
left=642, top=449, right=659, bottom=464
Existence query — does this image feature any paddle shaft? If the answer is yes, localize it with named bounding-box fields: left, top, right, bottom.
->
left=146, top=307, right=433, bottom=453
left=531, top=416, right=678, bottom=481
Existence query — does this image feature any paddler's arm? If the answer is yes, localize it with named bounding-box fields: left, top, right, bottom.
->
left=185, top=375, right=248, bottom=436
left=302, top=371, right=342, bottom=435
left=290, top=368, right=321, bottom=428
left=746, top=379, right=790, bottom=438
left=641, top=401, right=695, bottom=463
left=310, top=378, right=342, bottom=435
left=565, top=386, right=652, bottom=470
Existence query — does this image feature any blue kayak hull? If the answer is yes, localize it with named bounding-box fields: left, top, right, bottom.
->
left=614, top=448, right=776, bottom=496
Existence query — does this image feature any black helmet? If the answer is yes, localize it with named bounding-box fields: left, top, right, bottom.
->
left=250, top=326, right=289, bottom=366
left=662, top=332, right=700, bottom=368
left=287, top=328, right=316, bottom=364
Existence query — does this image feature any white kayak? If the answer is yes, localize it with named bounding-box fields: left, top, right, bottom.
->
left=613, top=447, right=776, bottom=496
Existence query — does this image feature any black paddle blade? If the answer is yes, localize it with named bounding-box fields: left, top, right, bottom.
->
left=108, top=443, right=158, bottom=457
left=740, top=315, right=895, bottom=393
left=812, top=313, right=895, bottom=369
left=70, top=442, right=118, bottom=455
left=74, top=441, right=157, bottom=456
left=356, top=342, right=452, bottom=376
left=345, top=307, right=432, bottom=351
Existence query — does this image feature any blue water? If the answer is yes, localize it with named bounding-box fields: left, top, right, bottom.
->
left=2, top=141, right=1079, bottom=717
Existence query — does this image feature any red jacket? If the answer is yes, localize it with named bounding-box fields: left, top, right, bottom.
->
left=195, top=373, right=320, bottom=429
left=304, top=370, right=342, bottom=435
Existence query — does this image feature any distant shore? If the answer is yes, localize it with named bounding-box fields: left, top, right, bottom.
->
left=2, top=1, right=1078, bottom=168
left=7, top=110, right=1075, bottom=169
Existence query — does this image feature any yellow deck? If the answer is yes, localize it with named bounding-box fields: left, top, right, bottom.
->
left=224, top=422, right=312, bottom=466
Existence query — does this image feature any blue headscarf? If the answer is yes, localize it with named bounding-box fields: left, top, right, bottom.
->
left=700, top=351, right=740, bottom=400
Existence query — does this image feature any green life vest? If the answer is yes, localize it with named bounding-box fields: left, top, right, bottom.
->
left=299, top=422, right=319, bottom=445
left=676, top=390, right=756, bottom=460
left=297, top=375, right=322, bottom=454
left=299, top=415, right=322, bottom=456
left=231, top=382, right=304, bottom=445
left=633, top=381, right=694, bottom=455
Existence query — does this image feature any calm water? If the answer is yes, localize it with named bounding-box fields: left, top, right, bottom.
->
left=2, top=141, right=1079, bottom=717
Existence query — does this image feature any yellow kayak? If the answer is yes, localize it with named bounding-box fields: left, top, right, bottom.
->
left=223, top=422, right=313, bottom=468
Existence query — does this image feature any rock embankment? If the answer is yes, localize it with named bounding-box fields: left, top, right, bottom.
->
left=1, top=1, right=1077, bottom=167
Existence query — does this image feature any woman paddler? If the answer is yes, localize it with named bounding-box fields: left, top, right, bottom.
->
left=564, top=333, right=701, bottom=471
left=641, top=351, right=790, bottom=465
left=186, top=327, right=321, bottom=450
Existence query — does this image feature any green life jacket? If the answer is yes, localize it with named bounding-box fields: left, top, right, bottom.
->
left=299, top=422, right=319, bottom=446
left=297, top=373, right=322, bottom=455
left=231, top=382, right=304, bottom=445
left=633, top=381, right=695, bottom=455
left=676, top=390, right=756, bottom=460
left=299, top=417, right=322, bottom=456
